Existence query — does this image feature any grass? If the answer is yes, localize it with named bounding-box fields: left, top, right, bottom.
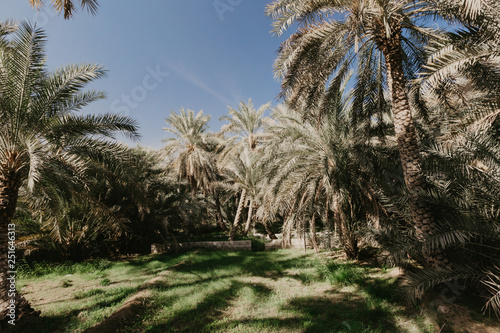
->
left=7, top=249, right=499, bottom=332
left=162, top=232, right=268, bottom=244
left=315, top=261, right=366, bottom=286
left=17, top=258, right=111, bottom=278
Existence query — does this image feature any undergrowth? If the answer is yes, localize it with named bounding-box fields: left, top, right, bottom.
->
left=17, top=258, right=111, bottom=278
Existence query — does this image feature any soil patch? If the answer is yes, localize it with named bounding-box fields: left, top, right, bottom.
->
left=83, top=290, right=151, bottom=333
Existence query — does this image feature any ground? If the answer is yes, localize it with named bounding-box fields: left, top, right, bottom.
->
left=5, top=249, right=500, bottom=332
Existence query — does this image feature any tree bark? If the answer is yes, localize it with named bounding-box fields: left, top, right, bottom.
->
left=309, top=213, right=319, bottom=254
left=323, top=199, right=333, bottom=249
left=229, top=189, right=246, bottom=241
left=332, top=196, right=342, bottom=242
left=242, top=198, right=253, bottom=236
left=381, top=28, right=449, bottom=268
left=0, top=168, right=39, bottom=324
left=263, top=221, right=278, bottom=240
left=213, top=191, right=227, bottom=231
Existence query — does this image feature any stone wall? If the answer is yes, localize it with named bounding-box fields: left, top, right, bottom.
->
left=151, top=240, right=252, bottom=254
left=264, top=233, right=341, bottom=250
left=264, top=238, right=310, bottom=250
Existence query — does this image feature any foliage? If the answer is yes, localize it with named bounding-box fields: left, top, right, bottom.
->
left=28, top=0, right=99, bottom=19
left=259, top=86, right=385, bottom=258
left=15, top=147, right=207, bottom=260
left=17, top=258, right=110, bottom=278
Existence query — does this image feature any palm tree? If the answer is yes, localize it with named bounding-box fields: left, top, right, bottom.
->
left=163, top=108, right=227, bottom=231
left=0, top=22, right=139, bottom=323
left=221, top=149, right=263, bottom=240
left=219, top=99, right=269, bottom=156
left=28, top=0, right=99, bottom=19
left=377, top=103, right=500, bottom=316
left=399, top=31, right=500, bottom=313
left=261, top=101, right=382, bottom=258
left=265, top=0, right=498, bottom=266
left=219, top=99, right=270, bottom=239
left=413, top=19, right=500, bottom=141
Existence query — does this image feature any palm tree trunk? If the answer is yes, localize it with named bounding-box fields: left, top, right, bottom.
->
left=324, top=199, right=332, bottom=249
left=229, top=189, right=246, bottom=241
left=263, top=221, right=278, bottom=240
left=0, top=171, right=39, bottom=323
left=309, top=213, right=319, bottom=254
left=242, top=198, right=253, bottom=236
left=332, top=196, right=342, bottom=241
left=213, top=191, right=227, bottom=231
left=382, top=31, right=448, bottom=268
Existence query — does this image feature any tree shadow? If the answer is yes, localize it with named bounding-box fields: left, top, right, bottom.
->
left=84, top=291, right=153, bottom=333
left=284, top=294, right=395, bottom=332
left=144, top=273, right=237, bottom=292
left=4, top=286, right=139, bottom=333
left=206, top=295, right=400, bottom=333
left=3, top=313, right=71, bottom=333
left=166, top=250, right=312, bottom=281
left=360, top=277, right=398, bottom=302
left=144, top=280, right=274, bottom=333
left=11, top=249, right=409, bottom=332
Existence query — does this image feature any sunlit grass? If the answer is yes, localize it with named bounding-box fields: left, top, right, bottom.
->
left=8, top=249, right=461, bottom=332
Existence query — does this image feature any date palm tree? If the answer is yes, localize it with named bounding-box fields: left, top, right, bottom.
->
left=219, top=99, right=270, bottom=239
left=262, top=96, right=383, bottom=258
left=222, top=149, right=263, bottom=240
left=414, top=18, right=500, bottom=139
left=219, top=99, right=269, bottom=157
left=163, top=108, right=227, bottom=231
left=399, top=22, right=500, bottom=312
left=28, top=0, right=99, bottom=19
left=266, top=0, right=499, bottom=266
left=0, top=22, right=139, bottom=323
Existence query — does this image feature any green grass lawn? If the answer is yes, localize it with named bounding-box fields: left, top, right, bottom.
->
left=7, top=249, right=499, bottom=332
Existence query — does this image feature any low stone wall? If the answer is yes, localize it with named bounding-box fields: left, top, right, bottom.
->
left=151, top=240, right=252, bottom=254
left=264, top=233, right=341, bottom=250
left=264, top=239, right=283, bottom=250
left=264, top=238, right=310, bottom=250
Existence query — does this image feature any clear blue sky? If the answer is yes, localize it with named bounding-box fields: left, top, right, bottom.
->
left=0, top=0, right=283, bottom=148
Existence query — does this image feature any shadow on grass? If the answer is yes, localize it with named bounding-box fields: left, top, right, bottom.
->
left=5, top=286, right=138, bottom=333
left=165, top=250, right=313, bottom=281
left=87, top=287, right=137, bottom=311
left=144, top=280, right=274, bottom=333
left=107, top=249, right=313, bottom=281
left=204, top=296, right=399, bottom=333
left=145, top=273, right=240, bottom=292
left=3, top=314, right=71, bottom=333
left=361, top=277, right=397, bottom=302
left=9, top=249, right=405, bottom=332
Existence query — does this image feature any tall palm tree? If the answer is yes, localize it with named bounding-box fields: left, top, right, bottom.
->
left=219, top=99, right=269, bottom=155
left=219, top=99, right=270, bottom=239
left=0, top=22, right=139, bottom=323
left=221, top=149, right=263, bottom=240
left=377, top=97, right=500, bottom=316
left=413, top=21, right=500, bottom=139
left=28, top=0, right=99, bottom=19
left=398, top=30, right=500, bottom=313
left=163, top=108, right=227, bottom=231
left=265, top=0, right=498, bottom=266
left=261, top=101, right=382, bottom=258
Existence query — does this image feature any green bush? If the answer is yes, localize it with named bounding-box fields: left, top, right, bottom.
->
left=316, top=261, right=366, bottom=286
left=250, top=237, right=266, bottom=251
